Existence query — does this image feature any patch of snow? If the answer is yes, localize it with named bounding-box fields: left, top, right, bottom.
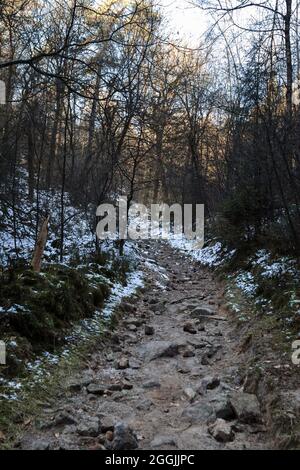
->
left=235, top=271, right=258, bottom=297
left=168, top=235, right=233, bottom=268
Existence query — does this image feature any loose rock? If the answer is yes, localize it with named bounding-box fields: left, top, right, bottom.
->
left=208, top=419, right=235, bottom=443
left=182, top=346, right=195, bottom=358
left=111, top=423, right=138, bottom=450
left=184, top=387, right=197, bottom=402
left=142, top=380, right=161, bottom=389
left=138, top=341, right=184, bottom=362
left=116, top=357, right=130, bottom=370
left=77, top=418, right=100, bottom=437
left=183, top=322, right=197, bottom=334
left=200, top=376, right=221, bottom=391
left=192, top=306, right=216, bottom=317
left=136, top=399, right=153, bottom=411
left=229, top=392, right=261, bottom=424
left=145, top=325, right=155, bottom=336
left=87, top=384, right=106, bottom=396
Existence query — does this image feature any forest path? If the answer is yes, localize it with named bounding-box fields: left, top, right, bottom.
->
left=19, top=241, right=270, bottom=450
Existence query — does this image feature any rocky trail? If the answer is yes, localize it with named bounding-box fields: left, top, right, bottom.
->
left=18, top=242, right=270, bottom=450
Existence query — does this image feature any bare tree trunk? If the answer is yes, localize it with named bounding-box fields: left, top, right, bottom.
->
left=32, top=215, right=50, bottom=273
left=285, top=0, right=293, bottom=118
left=46, top=78, right=64, bottom=189
left=27, top=125, right=34, bottom=201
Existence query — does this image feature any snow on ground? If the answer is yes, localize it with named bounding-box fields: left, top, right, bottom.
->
left=0, top=170, right=95, bottom=265
left=167, top=235, right=300, bottom=317
left=235, top=271, right=258, bottom=297
left=168, top=235, right=235, bottom=267
left=252, top=249, right=298, bottom=279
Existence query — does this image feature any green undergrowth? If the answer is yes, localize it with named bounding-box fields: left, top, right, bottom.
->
left=0, top=252, right=134, bottom=378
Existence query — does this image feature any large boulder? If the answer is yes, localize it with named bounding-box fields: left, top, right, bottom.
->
left=229, top=392, right=261, bottom=423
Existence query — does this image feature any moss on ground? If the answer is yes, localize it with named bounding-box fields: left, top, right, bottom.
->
left=0, top=253, right=134, bottom=379
left=0, top=264, right=109, bottom=349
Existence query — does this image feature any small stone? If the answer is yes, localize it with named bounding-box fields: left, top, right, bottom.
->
left=201, top=354, right=210, bottom=365
left=183, top=322, right=197, bottom=334
left=67, top=377, right=92, bottom=392
left=77, top=418, right=100, bottom=437
left=123, top=333, right=138, bottom=344
left=128, top=324, right=137, bottom=332
left=190, top=368, right=203, bottom=378
left=126, top=318, right=143, bottom=327
left=208, top=419, right=235, bottom=443
left=145, top=325, right=155, bottom=336
left=187, top=338, right=207, bottom=349
left=111, top=423, right=138, bottom=450
left=207, top=345, right=222, bottom=358
left=116, top=357, right=129, bottom=370
left=122, top=382, right=133, bottom=390
left=99, top=415, right=116, bottom=433
left=136, top=399, right=153, bottom=411
left=177, top=362, right=191, bottom=374
left=106, top=430, right=114, bottom=442
left=182, top=346, right=195, bottom=358
left=87, top=384, right=106, bottom=396
left=142, top=380, right=161, bottom=389
left=108, top=383, right=123, bottom=392
left=183, top=387, right=197, bottom=402
left=201, top=376, right=221, bottom=391
left=138, top=340, right=184, bottom=362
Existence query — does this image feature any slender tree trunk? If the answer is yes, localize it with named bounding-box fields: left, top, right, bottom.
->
left=32, top=216, right=50, bottom=272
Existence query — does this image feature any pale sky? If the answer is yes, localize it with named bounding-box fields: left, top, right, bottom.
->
left=159, top=0, right=208, bottom=46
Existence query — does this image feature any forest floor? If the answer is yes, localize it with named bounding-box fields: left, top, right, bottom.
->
left=14, top=240, right=278, bottom=451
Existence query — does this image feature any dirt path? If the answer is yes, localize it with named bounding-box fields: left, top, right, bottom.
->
left=18, top=241, right=270, bottom=450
